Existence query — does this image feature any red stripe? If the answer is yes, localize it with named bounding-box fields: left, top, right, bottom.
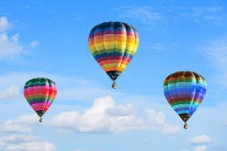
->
left=115, top=31, right=126, bottom=34
left=97, top=57, right=131, bottom=65
left=97, top=56, right=131, bottom=62
left=94, top=32, right=103, bottom=36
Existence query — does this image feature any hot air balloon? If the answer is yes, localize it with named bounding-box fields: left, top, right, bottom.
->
left=163, top=71, right=207, bottom=129
left=88, top=21, right=139, bottom=89
left=24, top=78, right=57, bottom=122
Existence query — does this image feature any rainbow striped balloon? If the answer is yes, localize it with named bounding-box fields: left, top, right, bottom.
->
left=88, top=21, right=139, bottom=88
left=163, top=71, right=207, bottom=128
left=24, top=78, right=57, bottom=122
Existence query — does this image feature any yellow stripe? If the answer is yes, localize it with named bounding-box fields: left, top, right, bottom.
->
left=101, top=63, right=127, bottom=72
left=89, top=45, right=96, bottom=53
left=94, top=43, right=104, bottom=50
left=103, top=42, right=114, bottom=49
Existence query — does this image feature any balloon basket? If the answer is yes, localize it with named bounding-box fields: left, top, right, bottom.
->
left=112, top=81, right=117, bottom=89
left=184, top=122, right=188, bottom=129
left=39, top=117, right=43, bottom=123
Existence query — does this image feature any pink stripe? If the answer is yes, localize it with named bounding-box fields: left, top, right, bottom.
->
left=31, top=103, right=45, bottom=111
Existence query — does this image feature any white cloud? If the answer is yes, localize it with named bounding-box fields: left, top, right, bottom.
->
left=107, top=104, right=134, bottom=116
left=0, top=115, right=56, bottom=151
left=145, top=108, right=165, bottom=125
left=194, top=145, right=208, bottom=151
left=0, top=17, right=10, bottom=32
left=189, top=135, right=212, bottom=151
left=115, top=6, right=224, bottom=27
left=202, top=37, right=227, bottom=87
left=50, top=111, right=80, bottom=129
left=2, top=141, right=56, bottom=151
left=0, top=121, right=32, bottom=133
left=115, top=6, right=161, bottom=26
left=0, top=86, right=20, bottom=100
left=0, top=134, right=34, bottom=142
left=190, top=6, right=223, bottom=23
left=51, top=96, right=144, bottom=133
left=0, top=134, right=56, bottom=151
left=204, top=37, right=227, bottom=68
left=30, top=41, right=39, bottom=47
left=149, top=43, right=165, bottom=52
left=13, top=114, right=38, bottom=125
left=50, top=96, right=179, bottom=134
left=0, top=33, right=23, bottom=59
left=190, top=135, right=212, bottom=144
left=0, top=114, right=37, bottom=133
left=161, top=124, right=180, bottom=135
left=0, top=16, right=37, bottom=60
left=0, top=140, right=6, bottom=150
left=168, top=6, right=224, bottom=24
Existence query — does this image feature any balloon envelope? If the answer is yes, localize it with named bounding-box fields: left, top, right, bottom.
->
left=88, top=21, right=139, bottom=86
left=24, top=78, right=57, bottom=119
left=163, top=71, right=207, bottom=123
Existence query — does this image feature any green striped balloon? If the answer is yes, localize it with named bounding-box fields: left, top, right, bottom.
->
left=24, top=77, right=57, bottom=122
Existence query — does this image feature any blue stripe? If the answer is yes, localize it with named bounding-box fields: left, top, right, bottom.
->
left=94, top=52, right=133, bottom=60
left=173, top=104, right=199, bottom=110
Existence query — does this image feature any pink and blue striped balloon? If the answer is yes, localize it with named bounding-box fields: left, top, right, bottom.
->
left=24, top=77, right=57, bottom=122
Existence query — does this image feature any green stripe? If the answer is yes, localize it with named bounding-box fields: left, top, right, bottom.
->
left=92, top=48, right=136, bottom=56
left=170, top=100, right=193, bottom=106
left=172, top=102, right=200, bottom=110
left=25, top=78, right=55, bottom=87
left=27, top=98, right=54, bottom=102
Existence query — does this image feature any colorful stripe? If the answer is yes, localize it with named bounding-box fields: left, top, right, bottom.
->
left=163, top=71, right=207, bottom=122
left=88, top=21, right=139, bottom=80
left=24, top=78, right=57, bottom=117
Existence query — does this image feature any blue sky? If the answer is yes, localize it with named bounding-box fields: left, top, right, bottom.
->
left=0, top=0, right=227, bottom=151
